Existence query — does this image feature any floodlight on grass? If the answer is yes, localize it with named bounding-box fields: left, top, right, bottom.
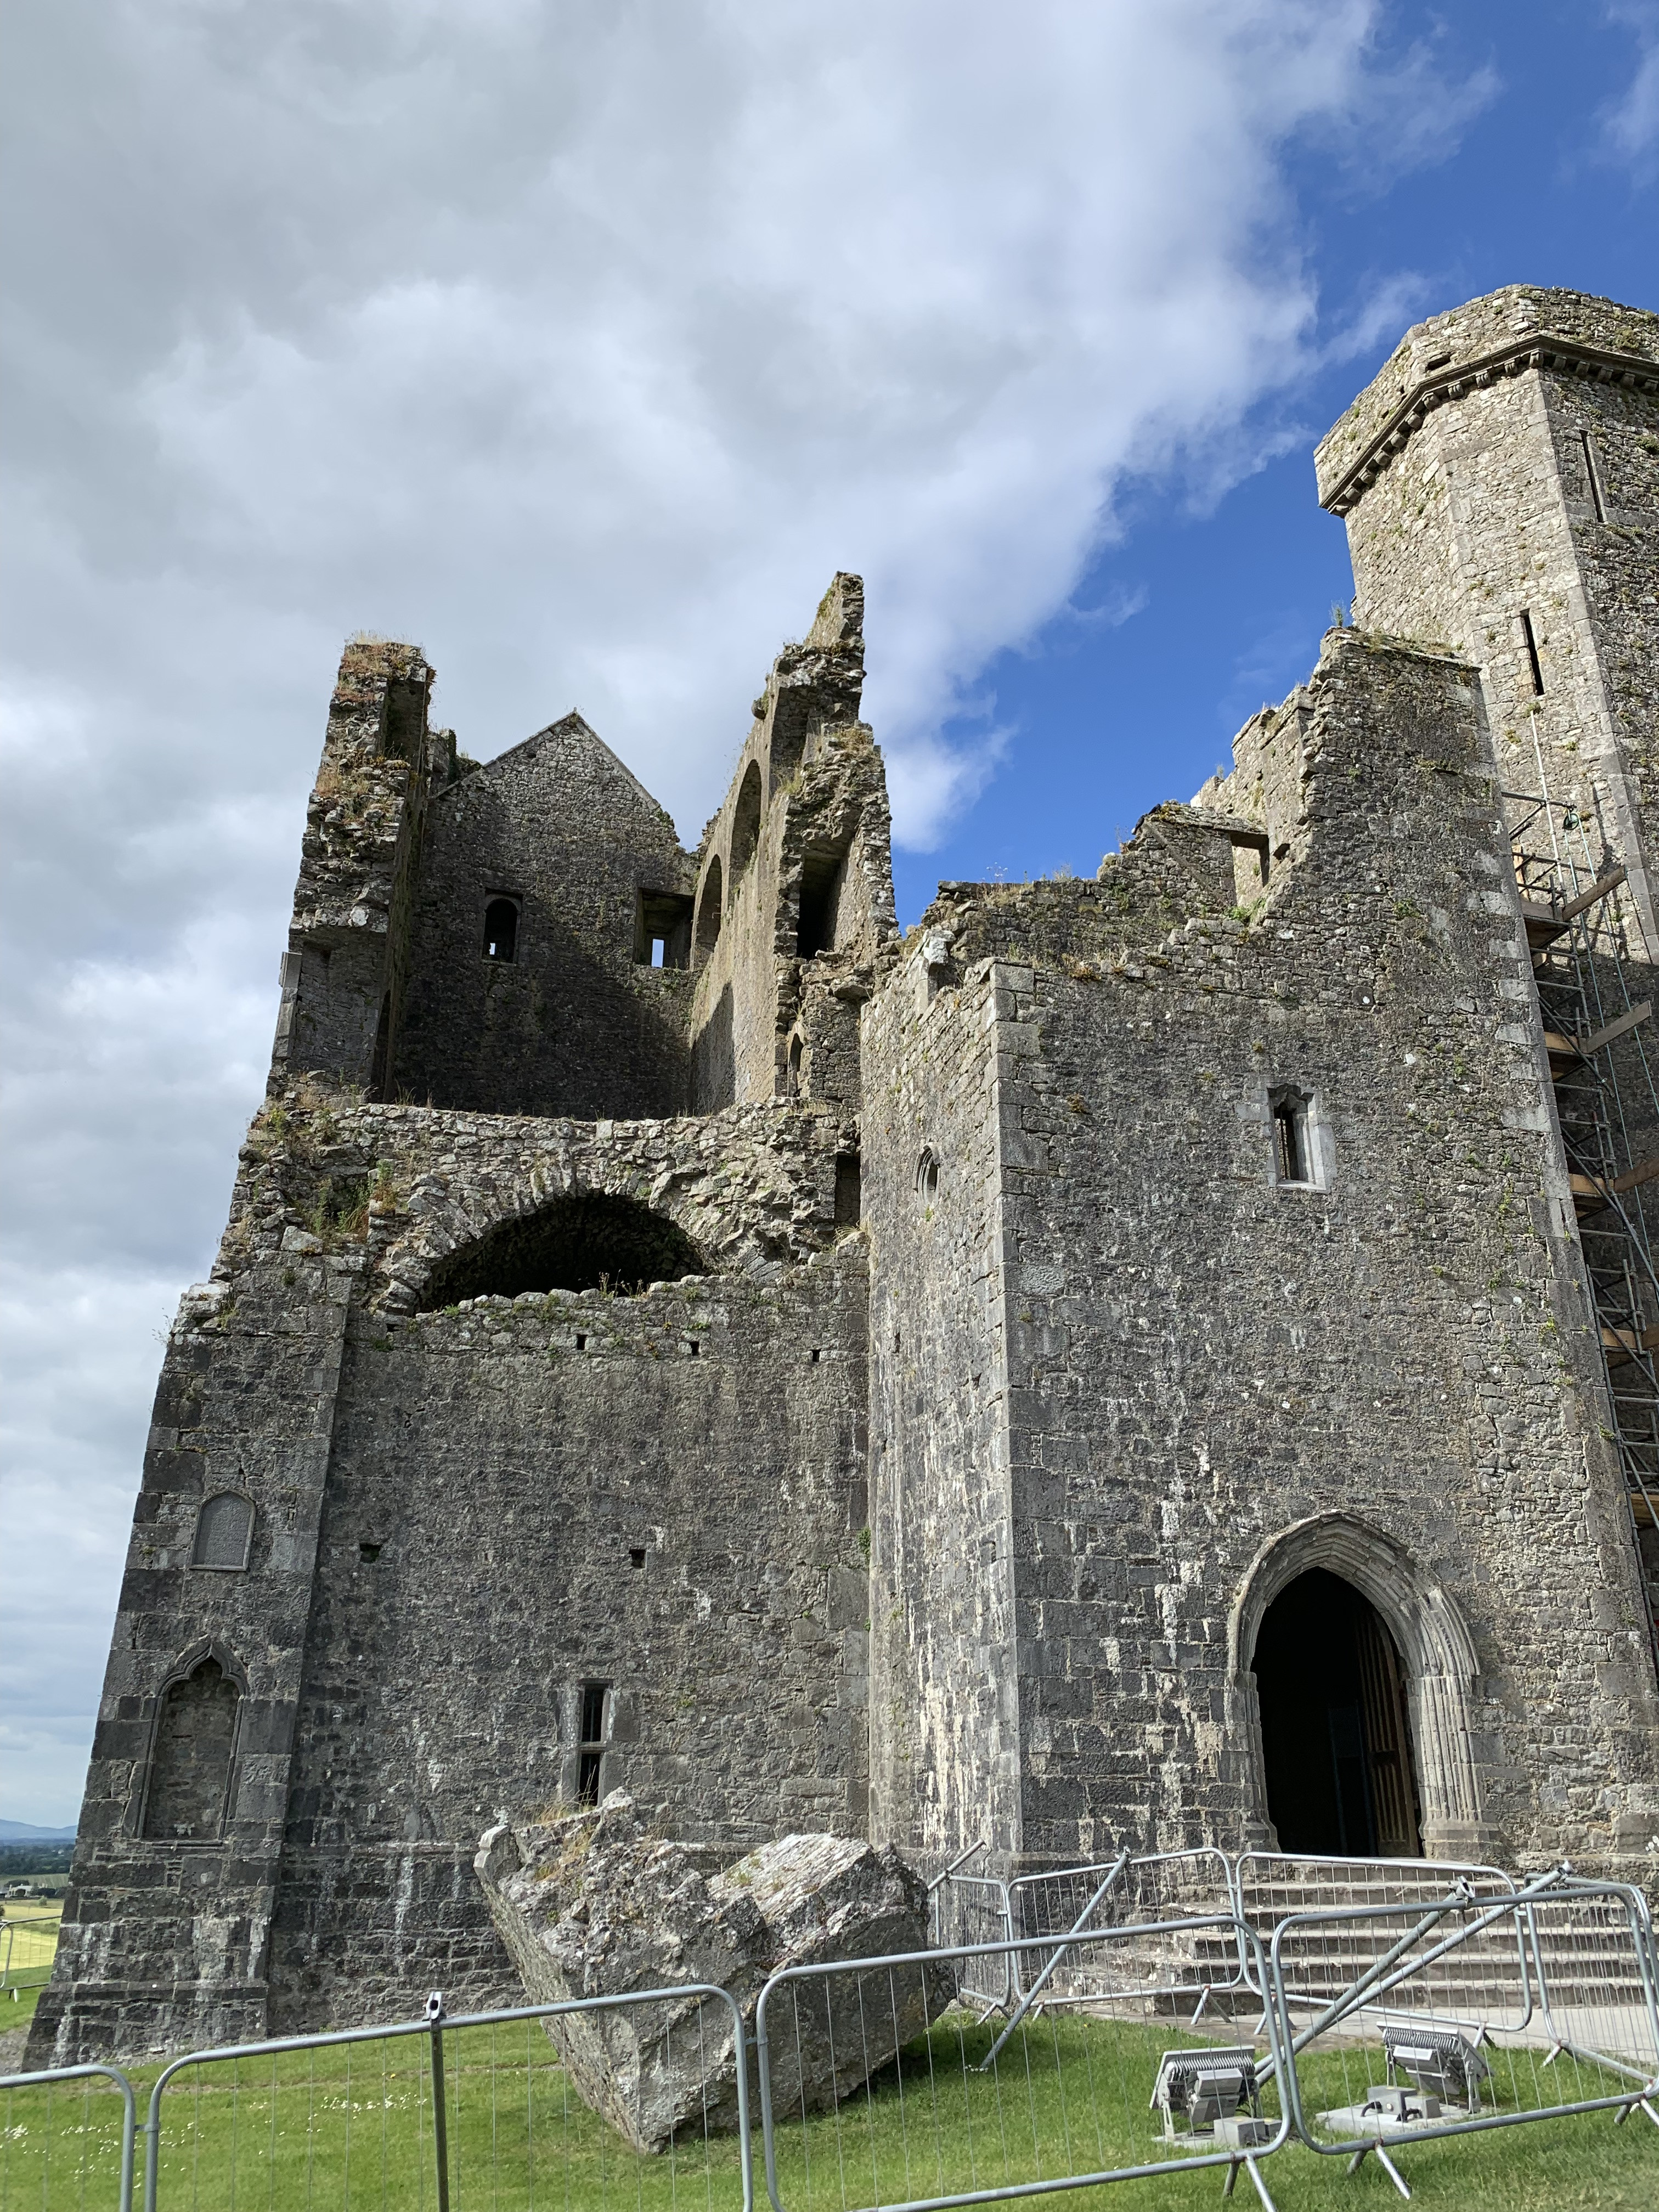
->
left=1383, top=2021, right=1489, bottom=2112
left=1150, top=2046, right=1271, bottom=2146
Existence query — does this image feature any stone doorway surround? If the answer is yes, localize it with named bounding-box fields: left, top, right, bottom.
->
left=1227, top=1513, right=1493, bottom=1861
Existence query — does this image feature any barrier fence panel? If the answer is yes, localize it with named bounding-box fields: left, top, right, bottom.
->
left=139, top=1984, right=753, bottom=2212
left=928, top=1877, right=1014, bottom=2016
left=0, top=2061, right=137, bottom=2211
left=753, top=1920, right=1293, bottom=2212
left=1024, top=1851, right=1251, bottom=2027
left=1268, top=1879, right=1659, bottom=2198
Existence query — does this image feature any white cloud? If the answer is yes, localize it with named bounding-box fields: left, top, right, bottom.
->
left=1603, top=4, right=1659, bottom=174
left=0, top=0, right=1489, bottom=1820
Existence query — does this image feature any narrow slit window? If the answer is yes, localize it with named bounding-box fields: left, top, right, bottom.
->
left=1519, top=610, right=1545, bottom=697
left=916, top=1148, right=940, bottom=1208
left=483, top=896, right=520, bottom=963
left=1581, top=431, right=1607, bottom=524
left=1271, top=1090, right=1313, bottom=1187
left=577, top=1682, right=609, bottom=1805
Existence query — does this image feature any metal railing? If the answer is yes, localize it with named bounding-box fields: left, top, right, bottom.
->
left=0, top=2061, right=136, bottom=2209
left=7, top=1863, right=1658, bottom=2210
left=753, top=1920, right=1293, bottom=2212
left=1269, top=1877, right=1659, bottom=2198
left=139, top=1982, right=753, bottom=2212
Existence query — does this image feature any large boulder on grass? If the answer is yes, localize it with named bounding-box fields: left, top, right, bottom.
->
left=475, top=1795, right=947, bottom=2152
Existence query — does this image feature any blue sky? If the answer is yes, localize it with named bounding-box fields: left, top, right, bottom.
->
left=1, top=0, right=1655, bottom=1825
left=895, top=1, right=1658, bottom=919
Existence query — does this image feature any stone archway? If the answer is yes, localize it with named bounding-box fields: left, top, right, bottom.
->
left=1227, top=1513, right=1491, bottom=1860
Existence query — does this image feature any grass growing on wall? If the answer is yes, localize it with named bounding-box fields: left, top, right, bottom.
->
left=2, top=2009, right=1655, bottom=2210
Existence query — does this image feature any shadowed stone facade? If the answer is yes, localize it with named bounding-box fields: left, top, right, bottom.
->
left=33, top=286, right=1659, bottom=2066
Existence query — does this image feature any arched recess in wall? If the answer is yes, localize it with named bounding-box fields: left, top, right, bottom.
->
left=418, top=1190, right=708, bottom=1307
left=140, top=1649, right=245, bottom=1842
left=729, top=763, right=763, bottom=893
left=695, top=857, right=724, bottom=962
left=1227, top=1513, right=1488, bottom=1859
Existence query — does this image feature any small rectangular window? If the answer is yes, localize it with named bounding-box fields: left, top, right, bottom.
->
left=1271, top=1089, right=1314, bottom=1187
left=577, top=1682, right=610, bottom=1805
left=635, top=890, right=693, bottom=968
left=1519, top=609, right=1545, bottom=697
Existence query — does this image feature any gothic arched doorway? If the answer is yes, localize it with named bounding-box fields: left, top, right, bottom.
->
left=1252, top=1568, right=1422, bottom=1857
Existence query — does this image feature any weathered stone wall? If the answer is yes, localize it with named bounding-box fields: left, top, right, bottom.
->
left=863, top=953, right=1021, bottom=1859
left=865, top=629, right=1659, bottom=1874
left=267, top=1246, right=869, bottom=2029
left=393, top=714, right=696, bottom=1119
left=1324, top=287, right=1659, bottom=938
left=35, top=1084, right=868, bottom=2058
left=28, top=1259, right=354, bottom=2063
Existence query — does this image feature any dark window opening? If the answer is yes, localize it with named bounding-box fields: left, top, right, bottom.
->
left=142, top=1657, right=240, bottom=1841
left=1271, top=1090, right=1313, bottom=1186
left=1581, top=431, right=1607, bottom=524
left=834, top=1153, right=861, bottom=1228
left=359, top=1541, right=382, bottom=1563
left=381, top=676, right=426, bottom=765
left=916, top=1149, right=940, bottom=1207
left=787, top=1034, right=804, bottom=1097
left=695, top=859, right=724, bottom=962
left=1252, top=1569, right=1421, bottom=1858
left=420, top=1190, right=708, bottom=1308
left=629, top=1547, right=646, bottom=1569
left=192, top=1493, right=254, bottom=1572
left=810, top=1347, right=821, bottom=1364
left=575, top=1333, right=588, bottom=1351
left=798, top=849, right=848, bottom=960
left=577, top=1682, right=609, bottom=1805
left=1519, top=609, right=1545, bottom=696
left=483, top=896, right=520, bottom=963
left=687, top=1339, right=698, bottom=1358
left=729, top=763, right=763, bottom=885
left=635, top=889, right=693, bottom=969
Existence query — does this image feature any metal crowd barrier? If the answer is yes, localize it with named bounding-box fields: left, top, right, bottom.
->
left=0, top=2059, right=136, bottom=2209
left=753, top=1919, right=1293, bottom=2212
left=7, top=1861, right=1658, bottom=2210
left=136, top=1982, right=753, bottom=2212
left=1268, top=1876, right=1659, bottom=2197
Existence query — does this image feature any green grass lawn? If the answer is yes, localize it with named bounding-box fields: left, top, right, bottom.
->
left=2, top=2009, right=1655, bottom=2211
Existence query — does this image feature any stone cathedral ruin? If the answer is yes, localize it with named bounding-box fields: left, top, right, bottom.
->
left=31, top=285, right=1659, bottom=2065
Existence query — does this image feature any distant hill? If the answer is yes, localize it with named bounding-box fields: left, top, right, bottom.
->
left=0, top=1821, right=76, bottom=1842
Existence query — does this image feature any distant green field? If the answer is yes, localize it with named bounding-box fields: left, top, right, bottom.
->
left=2, top=2007, right=1655, bottom=2210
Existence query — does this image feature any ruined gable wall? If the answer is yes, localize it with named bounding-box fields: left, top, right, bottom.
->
left=978, top=631, right=1658, bottom=1869
left=393, top=717, right=696, bottom=1120
left=689, top=576, right=891, bottom=1110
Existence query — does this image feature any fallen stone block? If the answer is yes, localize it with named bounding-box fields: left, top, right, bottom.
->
left=476, top=1794, right=949, bottom=2152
